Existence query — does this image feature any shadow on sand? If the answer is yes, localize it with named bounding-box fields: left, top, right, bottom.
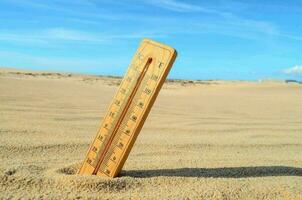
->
left=121, top=166, right=302, bottom=178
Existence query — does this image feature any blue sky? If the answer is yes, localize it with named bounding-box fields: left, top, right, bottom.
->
left=1, top=0, right=302, bottom=80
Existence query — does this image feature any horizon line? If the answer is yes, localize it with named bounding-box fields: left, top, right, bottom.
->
left=1, top=66, right=302, bottom=83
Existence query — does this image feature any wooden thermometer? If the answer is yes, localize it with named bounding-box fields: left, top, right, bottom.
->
left=78, top=39, right=177, bottom=178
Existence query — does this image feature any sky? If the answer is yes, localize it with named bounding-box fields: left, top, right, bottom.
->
left=1, top=0, right=302, bottom=80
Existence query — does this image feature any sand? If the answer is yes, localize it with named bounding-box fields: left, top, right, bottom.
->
left=0, top=68, right=301, bottom=199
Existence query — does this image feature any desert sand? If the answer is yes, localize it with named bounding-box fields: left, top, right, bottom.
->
left=0, top=68, right=301, bottom=199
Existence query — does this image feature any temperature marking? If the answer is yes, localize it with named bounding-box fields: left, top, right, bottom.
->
left=78, top=39, right=177, bottom=178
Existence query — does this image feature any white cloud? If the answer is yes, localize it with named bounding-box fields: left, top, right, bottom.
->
left=147, top=0, right=212, bottom=13
left=0, top=50, right=128, bottom=75
left=0, top=29, right=105, bottom=46
left=140, top=0, right=233, bottom=17
left=3, top=0, right=302, bottom=43
left=283, top=65, right=302, bottom=75
left=44, top=28, right=105, bottom=42
left=0, top=28, right=166, bottom=46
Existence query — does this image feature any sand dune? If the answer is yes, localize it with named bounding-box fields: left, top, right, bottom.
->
left=0, top=68, right=302, bottom=199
